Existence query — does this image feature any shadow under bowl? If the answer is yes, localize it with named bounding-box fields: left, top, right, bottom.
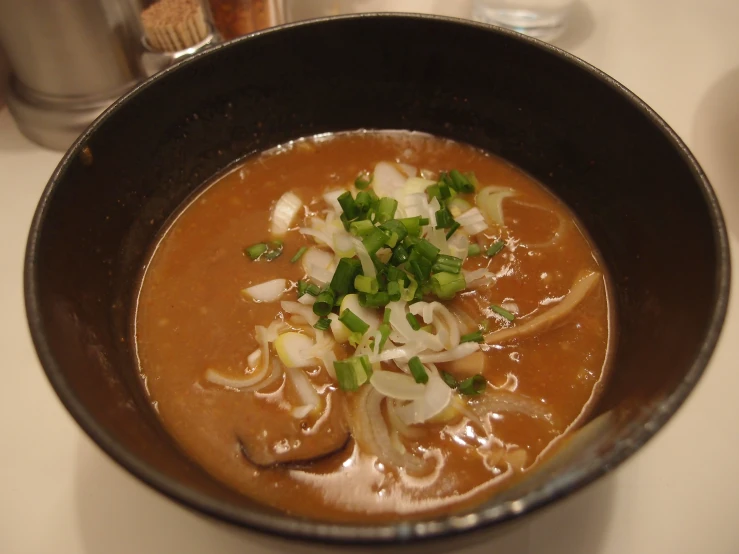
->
left=24, top=14, right=730, bottom=545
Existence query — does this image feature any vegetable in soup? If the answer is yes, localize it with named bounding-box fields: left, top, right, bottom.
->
left=135, top=131, right=612, bottom=522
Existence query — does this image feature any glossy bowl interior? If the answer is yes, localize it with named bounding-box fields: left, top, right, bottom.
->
left=25, top=14, right=730, bottom=544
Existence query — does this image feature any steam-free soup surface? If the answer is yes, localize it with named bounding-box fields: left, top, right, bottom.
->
left=135, top=131, right=611, bottom=522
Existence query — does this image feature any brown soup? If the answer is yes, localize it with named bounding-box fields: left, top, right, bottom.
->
left=135, top=131, right=612, bottom=522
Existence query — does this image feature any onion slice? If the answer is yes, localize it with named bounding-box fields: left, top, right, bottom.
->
left=476, top=186, right=514, bottom=226
left=485, top=271, right=601, bottom=344
left=455, top=207, right=488, bottom=235
left=242, top=279, right=287, bottom=303
left=271, top=191, right=303, bottom=237
left=370, top=370, right=426, bottom=400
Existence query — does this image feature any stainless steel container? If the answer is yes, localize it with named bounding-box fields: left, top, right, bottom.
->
left=0, top=0, right=146, bottom=150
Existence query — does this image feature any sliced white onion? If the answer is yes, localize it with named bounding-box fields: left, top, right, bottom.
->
left=501, top=301, right=519, bottom=314
left=401, top=177, right=435, bottom=196
left=280, top=301, right=319, bottom=326
left=271, top=191, right=303, bottom=237
left=274, top=331, right=318, bottom=368
left=425, top=227, right=451, bottom=255
left=386, top=300, right=444, bottom=351
left=247, top=349, right=261, bottom=368
left=370, top=370, right=426, bottom=400
left=396, top=163, right=417, bottom=178
left=301, top=247, right=334, bottom=286
left=323, top=189, right=345, bottom=213
left=299, top=227, right=332, bottom=247
left=463, top=268, right=496, bottom=288
left=447, top=197, right=472, bottom=218
left=352, top=238, right=376, bottom=278
left=447, top=232, right=469, bottom=261
left=286, top=366, right=321, bottom=413
left=332, top=230, right=355, bottom=258
left=242, top=278, right=287, bottom=303
left=402, top=192, right=430, bottom=219
left=368, top=342, right=425, bottom=364
left=418, top=342, right=480, bottom=363
left=409, top=301, right=461, bottom=350
left=298, top=293, right=316, bottom=305
left=372, top=161, right=407, bottom=198
left=310, top=329, right=337, bottom=379
left=456, top=207, right=489, bottom=235
left=394, top=366, right=451, bottom=424
left=476, top=186, right=514, bottom=226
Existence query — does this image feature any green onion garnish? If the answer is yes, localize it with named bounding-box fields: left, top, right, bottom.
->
left=379, top=219, right=408, bottom=243
left=362, top=227, right=389, bottom=255
left=355, top=173, right=372, bottom=190
left=359, top=291, right=391, bottom=308
left=449, top=169, right=475, bottom=193
left=245, top=243, right=268, bottom=260
left=435, top=208, right=455, bottom=229
left=264, top=241, right=284, bottom=261
left=414, top=238, right=440, bottom=262
left=355, top=191, right=373, bottom=212
left=431, top=271, right=466, bottom=299
left=468, top=243, right=482, bottom=257
left=445, top=221, right=461, bottom=240
left=408, top=356, right=429, bottom=384
left=409, top=258, right=432, bottom=283
left=490, top=304, right=515, bottom=321
left=458, top=374, right=487, bottom=395
left=376, top=197, right=398, bottom=224
left=338, top=191, right=359, bottom=219
left=398, top=216, right=424, bottom=237
left=390, top=244, right=409, bottom=265
left=354, top=275, right=379, bottom=295
left=334, top=355, right=373, bottom=391
left=290, top=246, right=308, bottom=263
left=314, top=317, right=332, bottom=331
left=313, top=289, right=336, bottom=316
left=378, top=323, right=391, bottom=351
left=383, top=308, right=392, bottom=324
left=296, top=280, right=320, bottom=298
left=432, top=254, right=463, bottom=275
left=406, top=312, right=421, bottom=331
left=349, top=219, right=375, bottom=237
left=460, top=330, right=484, bottom=343
left=440, top=370, right=458, bottom=389
left=387, top=280, right=402, bottom=301
left=486, top=241, right=505, bottom=257
left=330, top=257, right=361, bottom=296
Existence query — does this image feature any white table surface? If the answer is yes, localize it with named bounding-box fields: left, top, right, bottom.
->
left=2, top=1, right=738, bottom=552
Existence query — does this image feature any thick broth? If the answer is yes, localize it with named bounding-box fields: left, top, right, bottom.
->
left=135, top=131, right=611, bottom=522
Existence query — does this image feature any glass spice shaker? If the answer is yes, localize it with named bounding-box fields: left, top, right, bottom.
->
left=208, top=0, right=283, bottom=40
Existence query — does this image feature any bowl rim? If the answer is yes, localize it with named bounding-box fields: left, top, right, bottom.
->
left=24, top=12, right=732, bottom=544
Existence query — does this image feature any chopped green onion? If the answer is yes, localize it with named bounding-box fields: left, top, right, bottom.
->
left=330, top=257, right=361, bottom=296
left=334, top=355, right=372, bottom=391
left=384, top=231, right=399, bottom=248
left=400, top=276, right=419, bottom=301
left=432, top=254, right=463, bottom=275
left=297, top=280, right=320, bottom=298
left=449, top=169, right=475, bottom=193
left=440, top=370, right=458, bottom=389
left=355, top=191, right=373, bottom=212
left=387, top=280, right=402, bottom=301
left=490, top=304, right=516, bottom=321
left=390, top=244, right=409, bottom=265
left=414, top=238, right=440, bottom=262
left=409, top=257, right=432, bottom=283
left=362, top=227, right=389, bottom=255
left=398, top=216, right=424, bottom=237
left=355, top=173, right=372, bottom=190
left=439, top=171, right=453, bottom=187
left=460, top=330, right=484, bottom=343
left=313, top=289, right=336, bottom=316
left=314, top=317, right=332, bottom=331
left=468, top=243, right=482, bottom=257
left=376, top=197, right=398, bottom=224
left=458, top=374, right=487, bottom=395
left=445, top=221, right=461, bottom=240
left=290, top=246, right=308, bottom=263
left=486, top=241, right=505, bottom=257
left=408, top=356, right=429, bottom=384
left=426, top=184, right=442, bottom=202
left=245, top=243, right=268, bottom=260
left=360, top=291, right=391, bottom=308
left=419, top=217, right=430, bottom=226
left=339, top=212, right=352, bottom=231
left=435, top=208, right=455, bottom=229
left=354, top=275, right=379, bottom=294
left=349, top=219, right=375, bottom=237
left=264, top=241, right=284, bottom=261
left=406, top=312, right=421, bottom=331
left=378, top=323, right=391, bottom=351
left=431, top=271, right=466, bottom=299
left=338, top=191, right=359, bottom=219
left=379, top=219, right=408, bottom=243
left=383, top=308, right=392, bottom=324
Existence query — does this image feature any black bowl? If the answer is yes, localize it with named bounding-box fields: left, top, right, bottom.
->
left=24, top=14, right=730, bottom=544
